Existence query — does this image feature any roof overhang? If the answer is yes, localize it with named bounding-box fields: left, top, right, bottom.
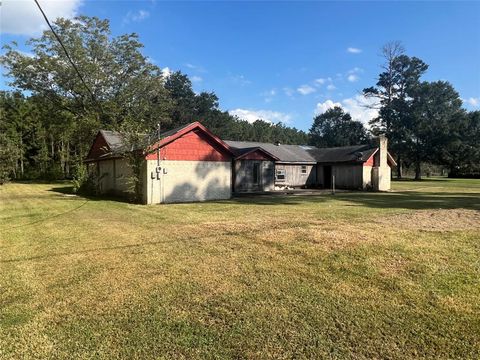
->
left=146, top=121, right=234, bottom=156
left=276, top=161, right=317, bottom=165
left=235, top=147, right=280, bottom=161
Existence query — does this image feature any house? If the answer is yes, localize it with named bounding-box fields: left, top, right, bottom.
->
left=85, top=122, right=396, bottom=204
left=226, top=136, right=396, bottom=192
left=85, top=122, right=234, bottom=204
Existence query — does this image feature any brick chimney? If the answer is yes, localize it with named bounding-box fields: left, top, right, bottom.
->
left=372, top=134, right=391, bottom=191
left=378, top=134, right=387, bottom=168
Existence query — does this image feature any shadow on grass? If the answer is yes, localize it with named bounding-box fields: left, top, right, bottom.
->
left=48, top=185, right=132, bottom=204
left=221, top=191, right=480, bottom=210
left=48, top=184, right=480, bottom=211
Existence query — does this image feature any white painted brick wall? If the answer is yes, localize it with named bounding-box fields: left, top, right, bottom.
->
left=145, top=160, right=231, bottom=204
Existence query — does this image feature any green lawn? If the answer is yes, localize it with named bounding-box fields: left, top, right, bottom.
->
left=1, top=178, right=479, bottom=359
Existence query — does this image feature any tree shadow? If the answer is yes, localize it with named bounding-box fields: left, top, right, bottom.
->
left=48, top=185, right=132, bottom=204
left=334, top=191, right=480, bottom=210
left=221, top=190, right=480, bottom=210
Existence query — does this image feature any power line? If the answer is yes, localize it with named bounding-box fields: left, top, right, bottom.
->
left=33, top=0, right=96, bottom=103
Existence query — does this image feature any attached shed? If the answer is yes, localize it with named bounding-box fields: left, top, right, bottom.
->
left=85, top=122, right=234, bottom=204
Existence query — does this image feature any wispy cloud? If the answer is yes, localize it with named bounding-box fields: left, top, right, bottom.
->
left=185, top=63, right=207, bottom=73
left=261, top=89, right=277, bottom=103
left=347, top=74, right=359, bottom=82
left=346, top=67, right=362, bottom=82
left=347, top=47, right=362, bottom=54
left=123, top=9, right=150, bottom=24
left=191, top=75, right=203, bottom=83
left=229, top=109, right=292, bottom=124
left=283, top=87, right=295, bottom=97
left=465, top=97, right=480, bottom=107
left=230, top=74, right=251, bottom=86
left=326, top=84, right=336, bottom=91
left=297, top=85, right=316, bottom=95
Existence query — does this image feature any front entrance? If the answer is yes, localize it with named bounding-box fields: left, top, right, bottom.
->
left=323, top=166, right=332, bottom=189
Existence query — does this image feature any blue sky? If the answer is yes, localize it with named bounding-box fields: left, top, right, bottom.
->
left=2, top=1, right=480, bottom=131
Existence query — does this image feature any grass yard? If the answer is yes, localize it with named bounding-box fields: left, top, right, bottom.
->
left=1, top=178, right=479, bottom=359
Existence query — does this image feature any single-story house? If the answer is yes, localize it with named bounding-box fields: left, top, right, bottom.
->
left=85, top=121, right=396, bottom=204
left=226, top=137, right=396, bottom=192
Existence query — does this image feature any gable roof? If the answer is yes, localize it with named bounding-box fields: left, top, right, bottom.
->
left=86, top=122, right=233, bottom=162
left=146, top=122, right=233, bottom=156
left=225, top=140, right=381, bottom=164
left=225, top=140, right=317, bottom=163
left=232, top=146, right=280, bottom=161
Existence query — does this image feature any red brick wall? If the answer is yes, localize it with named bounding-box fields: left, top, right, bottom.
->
left=145, top=129, right=231, bottom=161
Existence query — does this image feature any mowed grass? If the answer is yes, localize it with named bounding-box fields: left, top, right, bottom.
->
left=0, top=178, right=479, bottom=359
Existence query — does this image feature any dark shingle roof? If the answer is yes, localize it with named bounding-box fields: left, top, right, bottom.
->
left=225, top=140, right=376, bottom=164
left=99, top=123, right=194, bottom=154
left=99, top=130, right=128, bottom=153
left=96, top=126, right=378, bottom=164
left=225, top=141, right=317, bottom=163
left=305, top=145, right=377, bottom=163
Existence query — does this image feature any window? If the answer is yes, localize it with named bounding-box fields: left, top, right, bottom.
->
left=253, top=163, right=260, bottom=184
left=276, top=169, right=286, bottom=182
left=301, top=165, right=307, bottom=174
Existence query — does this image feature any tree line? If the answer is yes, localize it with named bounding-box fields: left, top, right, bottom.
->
left=0, top=16, right=307, bottom=185
left=1, top=17, right=478, bottom=187
left=309, top=42, right=479, bottom=179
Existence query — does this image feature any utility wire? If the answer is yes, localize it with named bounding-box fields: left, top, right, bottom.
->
left=33, top=0, right=96, bottom=103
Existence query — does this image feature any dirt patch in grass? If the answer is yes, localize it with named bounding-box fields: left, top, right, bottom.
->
left=376, top=209, right=480, bottom=231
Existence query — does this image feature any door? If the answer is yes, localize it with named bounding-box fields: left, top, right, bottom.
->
left=323, top=166, right=332, bottom=189
left=252, top=162, right=261, bottom=190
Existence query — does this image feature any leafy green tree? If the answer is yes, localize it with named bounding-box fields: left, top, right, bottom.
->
left=1, top=16, right=172, bottom=199
left=407, top=81, right=464, bottom=179
left=363, top=42, right=428, bottom=177
left=309, top=106, right=368, bottom=148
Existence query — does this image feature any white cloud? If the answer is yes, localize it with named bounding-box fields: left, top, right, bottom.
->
left=191, top=75, right=203, bottom=83
left=297, top=84, right=316, bottom=95
left=465, top=97, right=480, bottom=107
left=261, top=89, right=277, bottom=103
left=1, top=0, right=82, bottom=36
left=161, top=67, right=172, bottom=78
left=123, top=9, right=150, bottom=24
left=185, top=63, right=206, bottom=73
left=229, top=109, right=292, bottom=124
left=315, top=95, right=379, bottom=125
left=327, top=84, right=336, bottom=91
left=347, top=74, right=359, bottom=82
left=230, top=74, right=251, bottom=86
left=347, top=47, right=362, bottom=54
left=283, top=87, right=294, bottom=97
left=315, top=100, right=342, bottom=114
left=315, top=78, right=326, bottom=85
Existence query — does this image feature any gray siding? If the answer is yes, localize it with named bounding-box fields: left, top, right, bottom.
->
left=234, top=160, right=275, bottom=192
left=317, top=164, right=364, bottom=189
left=275, top=164, right=316, bottom=187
